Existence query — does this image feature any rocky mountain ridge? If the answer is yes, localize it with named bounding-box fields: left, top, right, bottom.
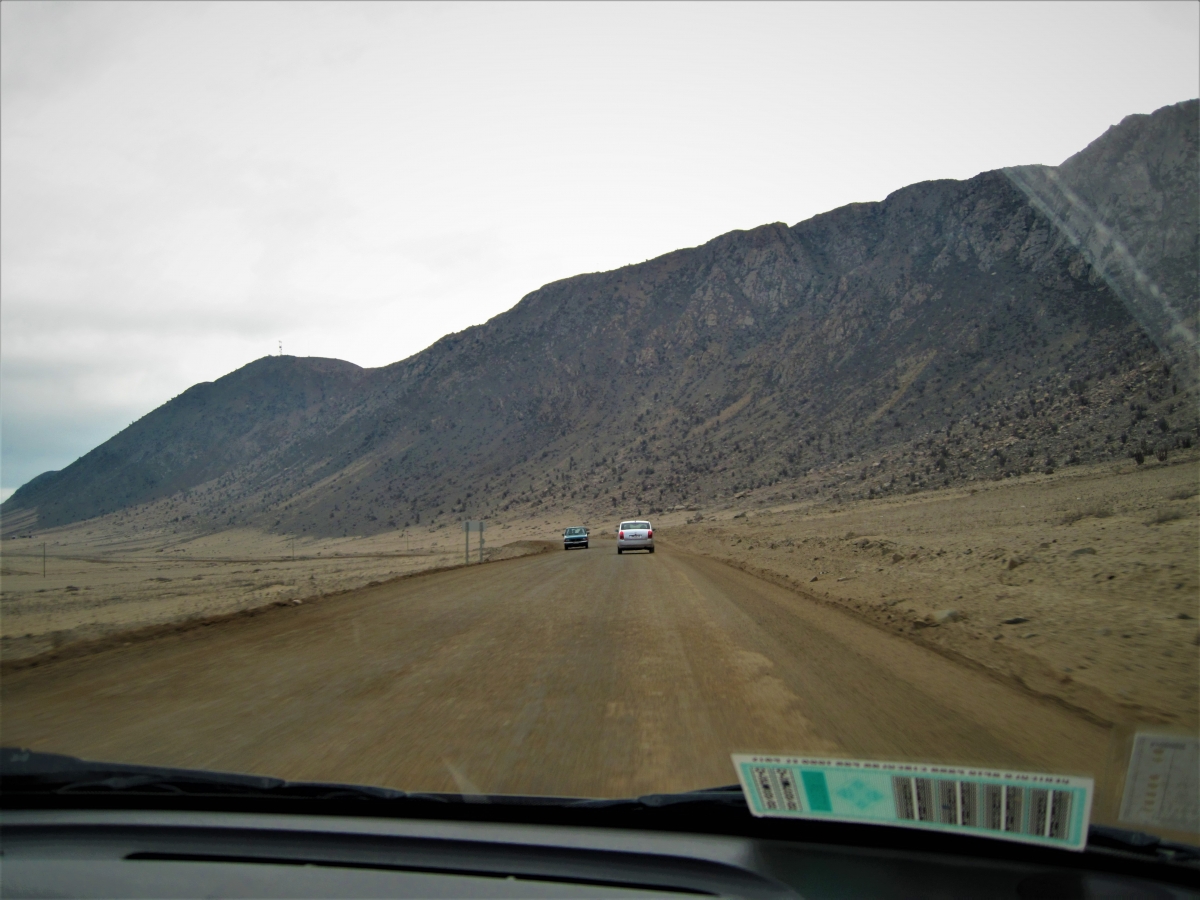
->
left=4, top=99, right=1196, bottom=538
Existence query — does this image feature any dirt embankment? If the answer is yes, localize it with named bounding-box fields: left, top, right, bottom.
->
left=660, top=458, right=1199, bottom=729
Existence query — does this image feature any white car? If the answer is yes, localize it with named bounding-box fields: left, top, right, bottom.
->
left=616, top=520, right=654, bottom=554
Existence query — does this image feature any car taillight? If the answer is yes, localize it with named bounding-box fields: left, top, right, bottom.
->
left=619, top=531, right=625, bottom=539
left=647, top=530, right=653, bottom=538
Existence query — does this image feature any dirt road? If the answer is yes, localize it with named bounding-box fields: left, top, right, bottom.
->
left=1, top=544, right=1127, bottom=818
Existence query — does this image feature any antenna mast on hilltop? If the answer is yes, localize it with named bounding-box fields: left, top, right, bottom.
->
left=278, top=340, right=283, bottom=357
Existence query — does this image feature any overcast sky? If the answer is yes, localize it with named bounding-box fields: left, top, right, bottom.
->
left=2, top=1, right=1197, bottom=500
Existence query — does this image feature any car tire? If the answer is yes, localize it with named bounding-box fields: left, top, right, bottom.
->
left=649, top=547, right=655, bottom=554
left=617, top=548, right=623, bottom=554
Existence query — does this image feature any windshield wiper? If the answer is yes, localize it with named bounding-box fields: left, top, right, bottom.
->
left=1, top=750, right=743, bottom=807
left=0, top=748, right=409, bottom=802
left=574, top=784, right=747, bottom=810
left=1088, top=825, right=1200, bottom=864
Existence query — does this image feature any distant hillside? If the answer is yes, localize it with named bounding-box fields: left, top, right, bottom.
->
left=4, top=100, right=1196, bottom=538
left=4, top=357, right=366, bottom=528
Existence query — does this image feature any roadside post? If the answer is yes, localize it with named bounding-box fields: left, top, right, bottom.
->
left=462, top=520, right=485, bottom=564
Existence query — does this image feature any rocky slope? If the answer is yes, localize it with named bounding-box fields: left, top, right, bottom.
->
left=1006, top=99, right=1198, bottom=384
left=4, top=100, right=1196, bottom=538
left=5, top=357, right=367, bottom=530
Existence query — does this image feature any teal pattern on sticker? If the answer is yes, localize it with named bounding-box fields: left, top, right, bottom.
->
left=836, top=777, right=885, bottom=811
left=801, top=770, right=832, bottom=812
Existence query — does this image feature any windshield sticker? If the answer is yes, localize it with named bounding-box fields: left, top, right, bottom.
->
left=1119, top=733, right=1199, bottom=834
left=733, top=754, right=1093, bottom=851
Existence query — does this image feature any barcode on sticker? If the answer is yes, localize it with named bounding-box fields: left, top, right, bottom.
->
left=890, top=776, right=1073, bottom=839
left=751, top=765, right=801, bottom=811
left=734, top=754, right=1093, bottom=851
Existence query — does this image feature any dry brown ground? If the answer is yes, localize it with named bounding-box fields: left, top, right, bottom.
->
left=3, top=456, right=1196, bottom=733
left=655, top=457, right=1199, bottom=730
left=0, top=518, right=553, bottom=664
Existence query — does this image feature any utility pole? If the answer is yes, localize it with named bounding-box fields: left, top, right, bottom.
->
left=463, top=520, right=485, bottom=564
left=43, top=542, right=46, bottom=578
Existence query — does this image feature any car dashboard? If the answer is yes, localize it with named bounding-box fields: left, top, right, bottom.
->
left=3, top=807, right=1196, bottom=899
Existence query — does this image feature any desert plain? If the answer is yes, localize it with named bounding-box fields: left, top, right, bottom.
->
left=2, top=453, right=1195, bottom=732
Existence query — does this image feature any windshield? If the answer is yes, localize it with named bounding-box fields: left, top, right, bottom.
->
left=1, top=2, right=1197, bottom=847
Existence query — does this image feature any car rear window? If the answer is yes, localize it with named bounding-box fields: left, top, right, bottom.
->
left=620, top=522, right=650, bottom=530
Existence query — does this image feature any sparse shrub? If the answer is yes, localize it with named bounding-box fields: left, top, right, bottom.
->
left=1132, top=450, right=1145, bottom=465
left=1146, top=508, right=1187, bottom=525
left=1061, top=502, right=1113, bottom=525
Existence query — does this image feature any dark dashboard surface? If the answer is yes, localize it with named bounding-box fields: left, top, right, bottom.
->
left=3, top=809, right=1196, bottom=899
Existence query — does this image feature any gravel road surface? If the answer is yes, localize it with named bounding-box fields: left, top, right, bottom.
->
left=1, top=544, right=1118, bottom=811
